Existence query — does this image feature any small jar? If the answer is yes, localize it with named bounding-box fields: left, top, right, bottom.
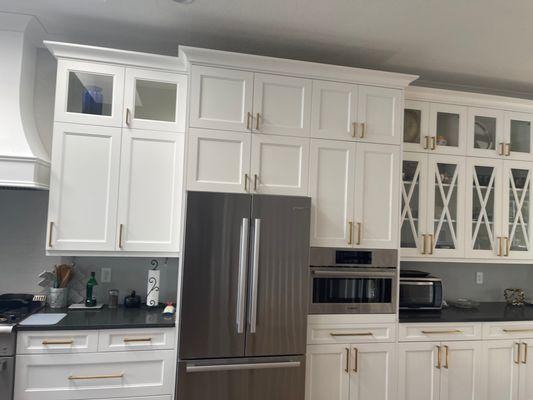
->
left=108, top=289, right=119, bottom=308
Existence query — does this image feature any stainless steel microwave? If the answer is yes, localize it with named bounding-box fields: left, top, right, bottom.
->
left=399, top=272, right=443, bottom=310
left=309, top=248, right=398, bottom=314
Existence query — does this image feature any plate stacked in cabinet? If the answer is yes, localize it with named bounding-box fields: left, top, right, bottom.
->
left=187, top=65, right=406, bottom=249
left=401, top=87, right=533, bottom=261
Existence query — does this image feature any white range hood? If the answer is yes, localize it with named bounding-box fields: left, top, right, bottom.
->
left=0, top=13, right=50, bottom=189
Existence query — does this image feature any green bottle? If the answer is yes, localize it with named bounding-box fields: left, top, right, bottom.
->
left=85, top=272, right=98, bottom=307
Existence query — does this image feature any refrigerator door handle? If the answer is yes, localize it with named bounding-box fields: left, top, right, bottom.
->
left=186, top=361, right=301, bottom=373
left=249, top=218, right=261, bottom=333
left=236, top=218, right=249, bottom=334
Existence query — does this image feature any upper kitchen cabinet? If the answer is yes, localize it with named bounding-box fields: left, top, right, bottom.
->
left=123, top=68, right=187, bottom=132
left=252, top=73, right=312, bottom=137
left=467, top=108, right=504, bottom=158
left=54, top=59, right=125, bottom=127
left=189, top=65, right=254, bottom=131
left=429, top=103, right=468, bottom=155
left=403, top=100, right=430, bottom=152
left=504, top=112, right=533, bottom=161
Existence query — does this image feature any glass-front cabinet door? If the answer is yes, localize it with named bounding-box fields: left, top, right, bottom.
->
left=124, top=68, right=187, bottom=132
left=403, top=100, right=430, bottom=153
left=54, top=59, right=125, bottom=127
left=502, top=161, right=533, bottom=259
left=401, top=153, right=428, bottom=256
left=467, top=108, right=504, bottom=158
left=429, top=103, right=467, bottom=156
left=465, top=158, right=503, bottom=258
left=426, top=155, right=465, bottom=257
left=504, top=112, right=533, bottom=161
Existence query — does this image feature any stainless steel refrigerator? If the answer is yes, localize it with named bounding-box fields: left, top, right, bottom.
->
left=177, top=191, right=311, bottom=400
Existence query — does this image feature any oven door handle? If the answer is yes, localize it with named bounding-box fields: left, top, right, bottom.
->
left=312, top=270, right=396, bottom=278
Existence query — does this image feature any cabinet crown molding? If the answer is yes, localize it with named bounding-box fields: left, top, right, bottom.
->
left=179, top=46, right=418, bottom=89
left=44, top=41, right=187, bottom=73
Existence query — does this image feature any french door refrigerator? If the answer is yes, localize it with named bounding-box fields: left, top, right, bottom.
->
left=177, top=191, right=311, bottom=400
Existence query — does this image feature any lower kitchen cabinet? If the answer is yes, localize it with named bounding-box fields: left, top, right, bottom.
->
left=480, top=340, right=519, bottom=400
left=306, top=343, right=396, bottom=400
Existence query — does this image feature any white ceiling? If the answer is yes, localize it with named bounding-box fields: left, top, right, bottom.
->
left=1, top=0, right=533, bottom=97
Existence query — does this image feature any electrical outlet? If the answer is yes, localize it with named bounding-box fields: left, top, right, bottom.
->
left=101, top=267, right=112, bottom=283
left=476, top=272, right=483, bottom=285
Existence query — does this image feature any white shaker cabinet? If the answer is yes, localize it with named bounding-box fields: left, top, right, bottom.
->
left=439, top=341, right=482, bottom=400
left=398, top=342, right=440, bottom=400
left=306, top=344, right=350, bottom=400
left=189, top=65, right=254, bottom=132
left=117, top=130, right=184, bottom=252
left=47, top=123, right=121, bottom=251
left=480, top=340, right=519, bottom=400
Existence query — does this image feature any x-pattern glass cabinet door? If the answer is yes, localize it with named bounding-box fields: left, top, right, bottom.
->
left=426, top=154, right=465, bottom=257
left=502, top=161, right=533, bottom=259
left=465, top=158, right=503, bottom=259
left=401, top=152, right=428, bottom=256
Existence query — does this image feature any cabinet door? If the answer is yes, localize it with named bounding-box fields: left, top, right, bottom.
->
left=465, top=158, right=503, bottom=259
left=306, top=344, right=350, bottom=400
left=54, top=59, right=125, bottom=127
left=47, top=123, right=121, bottom=251
left=123, top=68, right=187, bottom=132
left=189, top=65, right=253, bottom=131
left=354, top=143, right=400, bottom=249
left=505, top=112, right=533, bottom=162
left=253, top=73, right=312, bottom=137
left=439, top=341, right=482, bottom=400
left=250, top=134, right=309, bottom=195
left=502, top=161, right=533, bottom=259
left=401, top=152, right=429, bottom=257
left=426, top=154, right=466, bottom=257
left=467, top=107, right=504, bottom=158
left=186, top=128, right=251, bottom=193
left=404, top=100, right=430, bottom=153
left=357, top=86, right=402, bottom=145
left=117, top=130, right=184, bottom=252
left=398, top=342, right=441, bottom=400
left=349, top=343, right=396, bottom=400
left=311, top=80, right=358, bottom=140
left=480, top=340, right=519, bottom=400
left=519, top=340, right=533, bottom=400
left=309, top=139, right=355, bottom=247
left=429, top=103, right=467, bottom=155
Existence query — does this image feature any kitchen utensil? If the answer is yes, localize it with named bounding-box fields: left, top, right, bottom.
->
left=48, top=288, right=69, bottom=309
left=449, top=298, right=480, bottom=309
left=504, top=288, right=526, bottom=306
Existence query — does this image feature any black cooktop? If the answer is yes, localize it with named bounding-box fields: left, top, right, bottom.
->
left=0, top=294, right=43, bottom=324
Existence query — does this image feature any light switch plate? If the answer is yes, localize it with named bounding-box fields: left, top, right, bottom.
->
left=476, top=272, right=483, bottom=285
left=101, top=267, right=112, bottom=283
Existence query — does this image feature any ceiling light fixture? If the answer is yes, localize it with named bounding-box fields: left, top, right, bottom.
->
left=173, top=0, right=194, bottom=3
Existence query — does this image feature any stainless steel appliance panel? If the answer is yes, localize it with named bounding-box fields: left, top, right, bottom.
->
left=246, top=195, right=310, bottom=357
left=177, top=356, right=305, bottom=400
left=0, top=357, right=14, bottom=400
left=180, top=191, right=252, bottom=359
left=310, top=247, right=398, bottom=268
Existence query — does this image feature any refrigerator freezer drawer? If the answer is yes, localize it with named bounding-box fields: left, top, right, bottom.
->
left=177, top=356, right=305, bottom=400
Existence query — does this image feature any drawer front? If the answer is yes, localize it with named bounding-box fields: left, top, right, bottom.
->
left=483, top=321, right=533, bottom=339
left=307, top=322, right=396, bottom=345
left=14, top=350, right=175, bottom=400
left=88, top=397, right=171, bottom=400
left=399, top=322, right=482, bottom=342
left=17, top=330, right=98, bottom=354
left=98, top=328, right=176, bottom=352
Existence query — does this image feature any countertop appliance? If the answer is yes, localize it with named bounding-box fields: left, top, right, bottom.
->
left=178, top=192, right=310, bottom=400
left=0, top=294, right=44, bottom=400
left=309, top=247, right=398, bottom=314
left=399, top=270, right=443, bottom=310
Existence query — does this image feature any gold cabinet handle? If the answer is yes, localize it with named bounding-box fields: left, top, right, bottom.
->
left=48, top=221, right=54, bottom=248
left=422, top=329, right=463, bottom=335
left=69, top=373, right=124, bottom=381
left=345, top=348, right=350, bottom=373
left=515, top=342, right=521, bottom=365
left=123, top=337, right=152, bottom=343
left=352, top=122, right=357, bottom=138
left=499, top=143, right=505, bottom=156
left=330, top=332, right=373, bottom=337
left=118, top=223, right=124, bottom=249
left=244, top=173, right=249, bottom=192
left=256, top=113, right=261, bottom=130
left=422, top=234, right=427, bottom=255
left=523, top=342, right=528, bottom=364
left=506, top=237, right=510, bottom=256
left=503, top=328, right=533, bottom=333
left=505, top=143, right=511, bottom=156
left=424, top=136, right=429, bottom=150
left=360, top=123, right=366, bottom=139
left=428, top=234, right=434, bottom=255
left=42, top=339, right=74, bottom=345
left=443, top=345, right=449, bottom=369
left=348, top=221, right=353, bottom=245
left=126, top=108, right=132, bottom=126
left=353, top=347, right=359, bottom=372
left=431, top=136, right=436, bottom=150
left=436, top=345, right=442, bottom=369
left=356, top=222, right=362, bottom=245
left=253, top=174, right=258, bottom=191
left=497, top=236, right=503, bottom=256
left=246, top=112, right=252, bottom=130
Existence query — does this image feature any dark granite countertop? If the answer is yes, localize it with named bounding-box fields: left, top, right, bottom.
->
left=400, top=302, right=533, bottom=323
left=16, top=305, right=175, bottom=331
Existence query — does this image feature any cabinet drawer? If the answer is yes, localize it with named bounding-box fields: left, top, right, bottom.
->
left=98, top=328, right=176, bottom=352
left=16, top=330, right=98, bottom=354
left=307, top=322, right=396, bottom=345
left=483, top=321, right=533, bottom=339
left=14, top=350, right=175, bottom=400
left=399, top=322, right=482, bottom=342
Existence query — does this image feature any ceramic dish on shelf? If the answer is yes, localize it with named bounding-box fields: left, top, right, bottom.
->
left=449, top=298, right=480, bottom=309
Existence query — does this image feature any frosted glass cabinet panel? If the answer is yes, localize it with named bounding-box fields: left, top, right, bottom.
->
left=504, top=112, right=533, bottom=161
left=467, top=108, right=504, bottom=158
left=429, top=103, right=467, bottom=155
left=403, top=100, right=430, bottom=153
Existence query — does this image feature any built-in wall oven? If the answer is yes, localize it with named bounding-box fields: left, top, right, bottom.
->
left=309, top=248, right=398, bottom=314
